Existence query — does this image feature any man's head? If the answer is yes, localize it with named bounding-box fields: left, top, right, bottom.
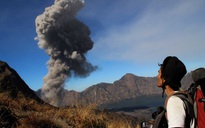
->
left=157, top=56, right=187, bottom=90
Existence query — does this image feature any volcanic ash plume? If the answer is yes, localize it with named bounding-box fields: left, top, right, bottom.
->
left=35, top=0, right=97, bottom=107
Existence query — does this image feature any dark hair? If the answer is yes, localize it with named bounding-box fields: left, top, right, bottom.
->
left=159, top=56, right=187, bottom=91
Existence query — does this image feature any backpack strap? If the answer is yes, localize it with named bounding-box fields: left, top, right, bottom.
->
left=164, top=91, right=193, bottom=109
left=188, top=83, right=197, bottom=101
left=169, top=92, right=195, bottom=128
left=188, top=83, right=204, bottom=119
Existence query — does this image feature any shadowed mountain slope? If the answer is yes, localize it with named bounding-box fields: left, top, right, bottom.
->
left=0, top=60, right=44, bottom=103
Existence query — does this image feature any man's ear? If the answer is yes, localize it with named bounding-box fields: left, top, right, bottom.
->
left=162, top=78, right=166, bottom=84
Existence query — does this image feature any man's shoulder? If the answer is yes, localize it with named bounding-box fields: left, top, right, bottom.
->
left=168, top=95, right=184, bottom=104
left=167, top=92, right=188, bottom=106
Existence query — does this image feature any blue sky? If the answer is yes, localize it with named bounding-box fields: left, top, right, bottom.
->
left=1, top=0, right=205, bottom=92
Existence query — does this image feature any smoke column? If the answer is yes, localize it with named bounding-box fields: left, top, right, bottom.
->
left=35, top=0, right=97, bottom=107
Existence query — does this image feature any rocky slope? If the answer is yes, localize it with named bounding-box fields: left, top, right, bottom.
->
left=0, top=60, right=44, bottom=103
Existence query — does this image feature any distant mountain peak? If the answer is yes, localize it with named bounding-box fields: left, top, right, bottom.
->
left=62, top=72, right=193, bottom=107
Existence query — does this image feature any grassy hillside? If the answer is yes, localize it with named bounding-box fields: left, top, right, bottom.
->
left=0, top=91, right=140, bottom=128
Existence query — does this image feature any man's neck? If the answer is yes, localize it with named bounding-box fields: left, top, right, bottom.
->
left=165, top=85, right=175, bottom=97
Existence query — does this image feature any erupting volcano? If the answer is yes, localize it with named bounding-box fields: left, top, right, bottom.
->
left=35, top=0, right=97, bottom=107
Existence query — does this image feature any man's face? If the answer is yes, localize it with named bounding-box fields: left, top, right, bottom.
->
left=157, top=68, right=165, bottom=87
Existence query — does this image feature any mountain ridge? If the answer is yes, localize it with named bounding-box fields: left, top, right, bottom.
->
left=59, top=72, right=193, bottom=107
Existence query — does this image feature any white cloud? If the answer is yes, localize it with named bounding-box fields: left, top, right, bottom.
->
left=89, top=0, right=205, bottom=64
